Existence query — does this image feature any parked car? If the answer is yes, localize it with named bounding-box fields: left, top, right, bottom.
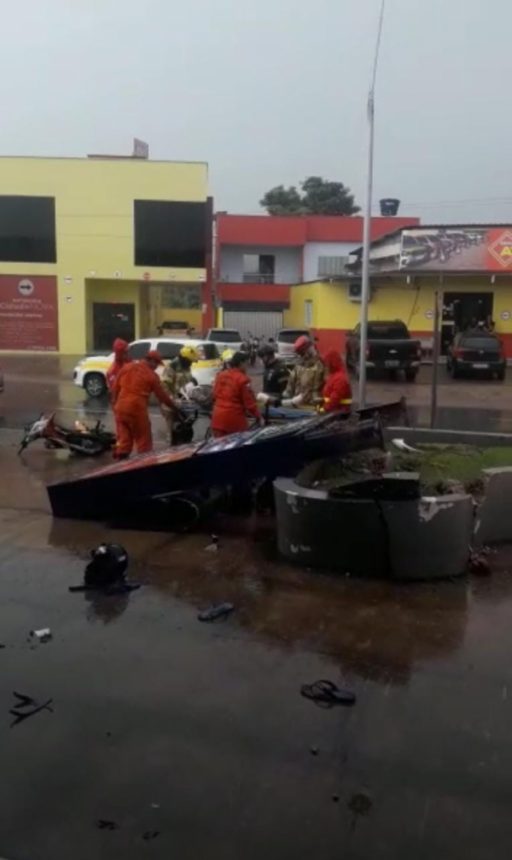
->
left=157, top=320, right=193, bottom=337
left=447, top=331, right=506, bottom=380
left=346, top=320, right=422, bottom=381
left=0, top=365, right=4, bottom=395
left=74, top=338, right=221, bottom=398
left=204, top=328, right=243, bottom=354
left=276, top=328, right=311, bottom=365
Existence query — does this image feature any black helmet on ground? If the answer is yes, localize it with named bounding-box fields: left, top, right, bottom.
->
left=84, top=543, right=129, bottom=588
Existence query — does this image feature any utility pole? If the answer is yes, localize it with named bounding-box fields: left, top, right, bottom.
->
left=430, top=289, right=442, bottom=428
left=358, top=0, right=386, bottom=409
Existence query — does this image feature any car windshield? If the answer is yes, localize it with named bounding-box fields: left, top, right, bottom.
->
left=197, top=343, right=219, bottom=360
left=461, top=337, right=500, bottom=350
left=210, top=330, right=240, bottom=342
left=156, top=342, right=182, bottom=359
left=278, top=330, right=309, bottom=343
left=127, top=341, right=151, bottom=359
left=367, top=323, right=409, bottom=339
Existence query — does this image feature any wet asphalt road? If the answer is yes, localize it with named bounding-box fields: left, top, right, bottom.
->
left=2, top=356, right=512, bottom=858
left=3, top=354, right=512, bottom=434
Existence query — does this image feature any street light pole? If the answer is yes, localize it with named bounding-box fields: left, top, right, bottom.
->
left=358, top=0, right=386, bottom=409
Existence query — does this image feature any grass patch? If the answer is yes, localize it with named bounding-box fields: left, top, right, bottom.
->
left=395, top=445, right=512, bottom=486
left=298, top=445, right=512, bottom=496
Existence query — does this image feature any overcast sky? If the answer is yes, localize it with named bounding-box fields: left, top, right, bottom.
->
left=1, top=0, right=510, bottom=223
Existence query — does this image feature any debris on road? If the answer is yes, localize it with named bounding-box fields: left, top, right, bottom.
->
left=348, top=792, right=373, bottom=816
left=85, top=543, right=128, bottom=587
left=96, top=820, right=119, bottom=831
left=391, top=438, right=422, bottom=454
left=198, top=602, right=235, bottom=622
left=469, top=549, right=492, bottom=576
left=142, top=831, right=160, bottom=841
left=10, top=691, right=53, bottom=727
left=69, top=543, right=140, bottom=594
left=204, top=534, right=219, bottom=552
left=30, top=628, right=52, bottom=643
left=300, top=679, right=356, bottom=708
left=48, top=411, right=387, bottom=522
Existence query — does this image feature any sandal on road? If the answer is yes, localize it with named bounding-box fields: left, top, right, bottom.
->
left=300, top=679, right=356, bottom=707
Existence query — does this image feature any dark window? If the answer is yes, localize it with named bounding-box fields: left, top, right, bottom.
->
left=197, top=343, right=219, bottom=360
left=461, top=337, right=501, bottom=350
left=209, top=329, right=241, bottom=342
left=243, top=253, right=275, bottom=283
left=134, top=200, right=207, bottom=267
left=277, top=329, right=309, bottom=343
left=0, top=196, right=56, bottom=263
left=156, top=341, right=182, bottom=360
left=367, top=322, right=409, bottom=339
left=127, top=341, right=151, bottom=359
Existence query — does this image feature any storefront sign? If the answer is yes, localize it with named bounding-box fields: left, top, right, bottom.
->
left=0, top=275, right=58, bottom=350
left=369, top=227, right=512, bottom=274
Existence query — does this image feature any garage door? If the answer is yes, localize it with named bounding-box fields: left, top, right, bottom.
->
left=223, top=310, right=283, bottom=341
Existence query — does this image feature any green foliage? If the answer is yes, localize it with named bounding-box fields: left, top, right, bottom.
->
left=260, top=176, right=360, bottom=216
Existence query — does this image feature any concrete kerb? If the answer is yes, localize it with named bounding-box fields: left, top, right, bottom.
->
left=385, top=426, right=512, bottom=448
left=475, top=467, right=512, bottom=546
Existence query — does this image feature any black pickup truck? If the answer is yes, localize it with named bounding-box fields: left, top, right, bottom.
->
left=346, top=320, right=422, bottom=382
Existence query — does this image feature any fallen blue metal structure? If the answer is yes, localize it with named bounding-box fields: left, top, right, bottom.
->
left=47, top=411, right=384, bottom=521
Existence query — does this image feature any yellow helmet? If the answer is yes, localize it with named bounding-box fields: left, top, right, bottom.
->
left=180, top=345, right=199, bottom=363
left=221, top=348, right=235, bottom=363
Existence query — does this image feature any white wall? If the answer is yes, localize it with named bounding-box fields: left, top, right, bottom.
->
left=303, top=241, right=357, bottom=281
left=219, top=245, right=302, bottom=284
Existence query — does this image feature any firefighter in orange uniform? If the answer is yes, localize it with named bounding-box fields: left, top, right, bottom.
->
left=322, top=350, right=352, bottom=413
left=106, top=338, right=131, bottom=457
left=211, top=351, right=262, bottom=438
left=113, top=350, right=177, bottom=457
left=106, top=338, right=131, bottom=392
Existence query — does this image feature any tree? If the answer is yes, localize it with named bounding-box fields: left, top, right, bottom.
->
left=260, top=176, right=360, bottom=216
left=259, top=184, right=304, bottom=216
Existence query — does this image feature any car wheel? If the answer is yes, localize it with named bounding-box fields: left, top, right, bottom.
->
left=497, top=367, right=506, bottom=381
left=451, top=363, right=460, bottom=380
left=84, top=372, right=107, bottom=398
left=405, top=369, right=418, bottom=382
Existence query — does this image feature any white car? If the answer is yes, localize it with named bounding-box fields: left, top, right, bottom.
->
left=276, top=328, right=311, bottom=365
left=73, top=338, right=221, bottom=398
left=205, top=328, right=243, bottom=354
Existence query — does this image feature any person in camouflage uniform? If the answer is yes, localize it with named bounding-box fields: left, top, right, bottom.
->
left=160, top=345, right=199, bottom=443
left=282, top=336, right=326, bottom=407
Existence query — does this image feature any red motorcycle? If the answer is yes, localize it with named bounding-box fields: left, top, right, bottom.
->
left=19, top=413, right=115, bottom=456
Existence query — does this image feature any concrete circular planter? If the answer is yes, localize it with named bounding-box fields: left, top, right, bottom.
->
left=274, top=477, right=474, bottom=580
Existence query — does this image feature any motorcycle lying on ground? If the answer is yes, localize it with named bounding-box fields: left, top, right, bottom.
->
left=18, top=413, right=116, bottom=456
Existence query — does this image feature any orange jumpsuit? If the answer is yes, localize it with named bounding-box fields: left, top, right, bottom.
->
left=113, top=361, right=175, bottom=456
left=211, top=367, right=260, bottom=437
left=322, top=350, right=352, bottom=413
left=106, top=339, right=131, bottom=453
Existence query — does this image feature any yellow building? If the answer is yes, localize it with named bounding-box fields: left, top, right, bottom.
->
left=285, top=225, right=512, bottom=359
left=0, top=155, right=210, bottom=354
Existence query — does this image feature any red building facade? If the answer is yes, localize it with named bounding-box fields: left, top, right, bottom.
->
left=214, top=214, right=420, bottom=338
